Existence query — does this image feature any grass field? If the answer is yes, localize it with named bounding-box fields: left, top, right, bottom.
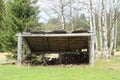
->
left=0, top=53, right=120, bottom=80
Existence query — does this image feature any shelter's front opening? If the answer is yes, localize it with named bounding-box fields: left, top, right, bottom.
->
left=22, top=32, right=91, bottom=65
left=62, top=52, right=89, bottom=64
left=22, top=51, right=89, bottom=65
left=41, top=52, right=89, bottom=65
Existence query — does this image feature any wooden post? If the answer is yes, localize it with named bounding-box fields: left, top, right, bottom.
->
left=42, top=54, right=44, bottom=62
left=17, top=35, right=22, bottom=66
left=89, top=35, right=95, bottom=66
left=59, top=53, right=62, bottom=64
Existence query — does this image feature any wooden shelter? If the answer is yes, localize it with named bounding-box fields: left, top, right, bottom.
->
left=16, top=31, right=95, bottom=66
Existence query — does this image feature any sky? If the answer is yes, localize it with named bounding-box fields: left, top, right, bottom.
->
left=37, top=0, right=120, bottom=23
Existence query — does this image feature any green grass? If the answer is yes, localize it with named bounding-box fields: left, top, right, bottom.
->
left=0, top=56, right=120, bottom=80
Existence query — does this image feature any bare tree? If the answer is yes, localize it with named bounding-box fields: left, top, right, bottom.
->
left=89, top=0, right=93, bottom=32
left=98, top=1, right=103, bottom=56
left=109, top=0, right=115, bottom=57
left=39, top=0, right=70, bottom=30
left=69, top=0, right=74, bottom=31
left=102, top=0, right=109, bottom=59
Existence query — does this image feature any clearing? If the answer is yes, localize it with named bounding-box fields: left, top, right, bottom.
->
left=0, top=52, right=120, bottom=80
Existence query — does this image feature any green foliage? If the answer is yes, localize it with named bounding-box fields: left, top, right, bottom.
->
left=0, top=0, right=5, bottom=51
left=75, top=14, right=89, bottom=30
left=116, top=47, right=120, bottom=51
left=4, top=0, right=39, bottom=32
left=0, top=0, right=4, bottom=28
left=41, top=14, right=89, bottom=32
left=41, top=18, right=61, bottom=31
left=0, top=0, right=39, bottom=57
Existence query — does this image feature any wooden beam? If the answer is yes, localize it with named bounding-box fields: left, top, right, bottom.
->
left=16, top=33, right=95, bottom=37
left=89, top=35, right=95, bottom=66
left=17, top=35, right=22, bottom=66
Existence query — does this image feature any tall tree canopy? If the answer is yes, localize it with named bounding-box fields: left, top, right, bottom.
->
left=0, top=0, right=4, bottom=28
left=0, top=0, right=5, bottom=51
left=0, top=0, right=39, bottom=54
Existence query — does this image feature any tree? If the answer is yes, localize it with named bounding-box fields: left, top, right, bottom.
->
left=1, top=0, right=39, bottom=56
left=75, top=14, right=89, bottom=30
left=40, top=0, right=69, bottom=30
left=0, top=0, right=4, bottom=28
left=97, top=0, right=103, bottom=56
left=109, top=0, right=115, bottom=57
left=0, top=0, right=5, bottom=51
left=42, top=18, right=61, bottom=31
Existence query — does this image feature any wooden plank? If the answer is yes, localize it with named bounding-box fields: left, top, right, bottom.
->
left=66, top=37, right=70, bottom=50
left=17, top=35, right=22, bottom=66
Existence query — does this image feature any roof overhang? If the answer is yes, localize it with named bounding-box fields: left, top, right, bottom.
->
left=16, top=32, right=95, bottom=52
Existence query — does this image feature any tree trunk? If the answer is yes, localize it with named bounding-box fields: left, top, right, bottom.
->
left=60, top=0, right=65, bottom=30
left=61, top=6, right=65, bottom=30
left=93, top=13, right=98, bottom=59
left=109, top=0, right=115, bottom=58
left=98, top=8, right=103, bottom=57
left=70, top=0, right=74, bottom=31
left=102, top=0, right=109, bottom=59
left=113, top=9, right=118, bottom=57
left=89, top=0, right=93, bottom=32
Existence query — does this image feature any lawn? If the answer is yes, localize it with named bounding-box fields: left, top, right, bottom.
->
left=0, top=55, right=120, bottom=80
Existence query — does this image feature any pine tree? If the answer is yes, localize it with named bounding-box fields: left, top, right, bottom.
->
left=0, top=0, right=5, bottom=51
left=1, top=0, right=39, bottom=56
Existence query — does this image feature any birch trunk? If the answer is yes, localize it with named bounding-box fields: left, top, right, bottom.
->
left=61, top=6, right=65, bottom=30
left=102, top=0, right=109, bottom=59
left=60, top=0, right=65, bottom=30
left=98, top=8, right=103, bottom=56
left=70, top=0, right=74, bottom=31
left=109, top=0, right=115, bottom=58
left=113, top=18, right=118, bottom=58
left=93, top=13, right=98, bottom=59
left=89, top=0, right=93, bottom=32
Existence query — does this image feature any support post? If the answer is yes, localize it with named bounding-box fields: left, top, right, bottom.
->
left=17, top=35, right=22, bottom=66
left=89, top=35, right=95, bottom=66
left=59, top=53, right=62, bottom=64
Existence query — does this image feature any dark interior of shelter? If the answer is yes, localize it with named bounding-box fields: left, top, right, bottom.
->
left=22, top=30, right=90, bottom=65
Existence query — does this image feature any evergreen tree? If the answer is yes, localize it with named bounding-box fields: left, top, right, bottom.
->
left=0, top=0, right=5, bottom=51
left=1, top=0, right=39, bottom=56
left=0, top=0, right=4, bottom=28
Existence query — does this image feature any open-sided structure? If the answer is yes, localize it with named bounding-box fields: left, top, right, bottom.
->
left=16, top=32, right=95, bottom=66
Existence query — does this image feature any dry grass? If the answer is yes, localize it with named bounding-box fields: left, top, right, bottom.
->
left=0, top=53, right=8, bottom=62
left=0, top=52, right=16, bottom=62
left=116, top=51, right=120, bottom=55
